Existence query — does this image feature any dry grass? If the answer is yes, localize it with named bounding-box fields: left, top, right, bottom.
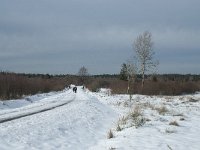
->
left=107, top=129, right=114, bottom=139
left=128, top=105, right=146, bottom=128
left=129, top=105, right=142, bottom=118
left=116, top=124, right=122, bottom=131
left=118, top=116, right=128, bottom=126
left=169, top=121, right=179, bottom=126
left=134, top=117, right=146, bottom=128
left=155, top=106, right=169, bottom=115
left=116, top=104, right=147, bottom=129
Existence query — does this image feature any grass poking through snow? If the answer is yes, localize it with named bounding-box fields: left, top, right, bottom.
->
left=169, top=120, right=179, bottom=126
left=107, top=129, right=114, bottom=139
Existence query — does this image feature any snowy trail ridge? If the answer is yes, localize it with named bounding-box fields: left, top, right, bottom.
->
left=0, top=87, right=117, bottom=150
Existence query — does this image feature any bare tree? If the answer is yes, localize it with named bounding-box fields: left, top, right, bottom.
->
left=78, top=66, right=88, bottom=76
left=78, top=66, right=89, bottom=85
left=133, top=31, right=158, bottom=90
left=126, top=60, right=137, bottom=95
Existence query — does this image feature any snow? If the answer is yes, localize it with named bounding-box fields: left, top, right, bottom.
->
left=89, top=93, right=200, bottom=150
left=0, top=87, right=200, bottom=150
left=0, top=90, right=61, bottom=110
left=0, top=90, right=75, bottom=123
left=0, top=87, right=117, bottom=150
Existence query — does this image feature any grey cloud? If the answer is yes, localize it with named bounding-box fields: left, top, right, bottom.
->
left=0, top=0, right=199, bottom=74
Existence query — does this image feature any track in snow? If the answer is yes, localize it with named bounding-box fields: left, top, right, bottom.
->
left=0, top=91, right=75, bottom=124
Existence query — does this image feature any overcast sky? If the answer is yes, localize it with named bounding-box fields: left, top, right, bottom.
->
left=0, top=0, right=200, bottom=74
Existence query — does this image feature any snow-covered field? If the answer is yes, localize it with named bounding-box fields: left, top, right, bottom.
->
left=0, top=87, right=200, bottom=150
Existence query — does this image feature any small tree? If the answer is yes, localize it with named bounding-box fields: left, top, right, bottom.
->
left=126, top=61, right=137, bottom=100
left=78, top=66, right=89, bottom=85
left=133, top=31, right=158, bottom=91
left=120, top=61, right=137, bottom=96
left=120, top=63, right=128, bottom=81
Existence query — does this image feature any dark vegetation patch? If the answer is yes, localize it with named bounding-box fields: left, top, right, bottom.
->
left=87, top=74, right=200, bottom=96
left=0, top=72, right=200, bottom=100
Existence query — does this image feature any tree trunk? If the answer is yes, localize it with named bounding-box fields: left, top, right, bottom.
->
left=142, top=72, right=144, bottom=88
left=127, top=76, right=130, bottom=94
left=141, top=63, right=145, bottom=92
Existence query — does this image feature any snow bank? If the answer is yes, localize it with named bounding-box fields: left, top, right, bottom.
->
left=0, top=87, right=117, bottom=150
left=90, top=92, right=200, bottom=150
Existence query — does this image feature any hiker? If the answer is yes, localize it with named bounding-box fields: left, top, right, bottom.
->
left=73, top=87, right=77, bottom=93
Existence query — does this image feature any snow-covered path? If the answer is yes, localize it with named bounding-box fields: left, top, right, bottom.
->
left=0, top=87, right=117, bottom=150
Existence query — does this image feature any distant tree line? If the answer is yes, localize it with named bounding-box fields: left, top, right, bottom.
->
left=0, top=71, right=75, bottom=100
left=0, top=70, right=199, bottom=100
left=120, top=68, right=200, bottom=82
left=119, top=66, right=200, bottom=95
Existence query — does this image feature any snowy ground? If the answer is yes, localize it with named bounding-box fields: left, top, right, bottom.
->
left=89, top=90, right=200, bottom=150
left=0, top=87, right=200, bottom=150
